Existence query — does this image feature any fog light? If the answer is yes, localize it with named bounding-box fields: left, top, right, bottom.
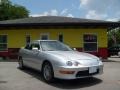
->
left=59, top=70, right=75, bottom=74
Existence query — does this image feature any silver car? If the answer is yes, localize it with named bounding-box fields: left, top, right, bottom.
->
left=18, top=40, right=103, bottom=82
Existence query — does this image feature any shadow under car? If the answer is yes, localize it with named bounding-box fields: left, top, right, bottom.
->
left=18, top=66, right=102, bottom=89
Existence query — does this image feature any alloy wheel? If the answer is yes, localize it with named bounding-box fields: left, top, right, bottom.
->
left=43, top=62, right=54, bottom=82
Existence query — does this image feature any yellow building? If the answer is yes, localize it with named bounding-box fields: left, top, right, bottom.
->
left=0, top=16, right=119, bottom=59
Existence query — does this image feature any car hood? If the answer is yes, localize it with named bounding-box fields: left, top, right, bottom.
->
left=45, top=51, right=101, bottom=66
left=46, top=51, right=99, bottom=63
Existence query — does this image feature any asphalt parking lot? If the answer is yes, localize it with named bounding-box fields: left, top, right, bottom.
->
left=0, top=58, right=120, bottom=90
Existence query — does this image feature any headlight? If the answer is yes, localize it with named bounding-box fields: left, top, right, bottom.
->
left=66, top=61, right=73, bottom=66
left=74, top=61, right=80, bottom=66
left=66, top=61, right=80, bottom=66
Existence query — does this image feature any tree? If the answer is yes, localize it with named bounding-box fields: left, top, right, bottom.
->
left=108, top=27, right=120, bottom=47
left=0, top=0, right=29, bottom=20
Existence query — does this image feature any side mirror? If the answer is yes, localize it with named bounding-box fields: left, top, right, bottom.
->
left=73, top=48, right=77, bottom=51
left=32, top=47, right=39, bottom=51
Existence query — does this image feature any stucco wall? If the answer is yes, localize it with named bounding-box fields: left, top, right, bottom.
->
left=0, top=28, right=107, bottom=48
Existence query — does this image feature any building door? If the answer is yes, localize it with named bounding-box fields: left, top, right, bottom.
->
left=26, top=35, right=30, bottom=45
left=58, top=34, right=63, bottom=42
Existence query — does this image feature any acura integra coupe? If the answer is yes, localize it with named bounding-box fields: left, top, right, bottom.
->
left=18, top=40, right=103, bottom=82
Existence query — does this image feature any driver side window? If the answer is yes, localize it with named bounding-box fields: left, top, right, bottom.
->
left=25, top=43, right=40, bottom=50
left=31, top=43, right=40, bottom=50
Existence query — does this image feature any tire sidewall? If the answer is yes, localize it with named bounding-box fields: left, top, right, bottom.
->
left=42, top=62, right=54, bottom=83
left=18, top=57, right=24, bottom=69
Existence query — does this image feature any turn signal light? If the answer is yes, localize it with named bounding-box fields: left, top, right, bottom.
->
left=59, top=70, right=75, bottom=74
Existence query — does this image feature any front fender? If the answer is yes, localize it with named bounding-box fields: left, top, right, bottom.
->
left=39, top=52, right=67, bottom=71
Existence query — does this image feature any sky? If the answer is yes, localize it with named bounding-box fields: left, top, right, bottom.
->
left=10, top=0, right=120, bottom=21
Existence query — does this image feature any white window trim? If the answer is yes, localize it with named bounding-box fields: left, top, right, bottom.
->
left=83, top=33, right=98, bottom=52
left=40, top=33, right=49, bottom=40
left=0, top=34, right=8, bottom=51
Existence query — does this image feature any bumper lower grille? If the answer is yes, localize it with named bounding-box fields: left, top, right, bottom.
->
left=76, top=69, right=99, bottom=77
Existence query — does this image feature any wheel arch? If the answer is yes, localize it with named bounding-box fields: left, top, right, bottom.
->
left=41, top=60, right=54, bottom=73
left=42, top=60, right=52, bottom=69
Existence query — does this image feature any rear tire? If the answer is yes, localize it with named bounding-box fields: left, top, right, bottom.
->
left=18, top=57, right=24, bottom=69
left=42, top=62, right=54, bottom=83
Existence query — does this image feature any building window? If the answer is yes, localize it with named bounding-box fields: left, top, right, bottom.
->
left=26, top=35, right=30, bottom=44
left=58, top=34, right=63, bottom=42
left=0, top=35, right=7, bottom=51
left=41, top=34, right=49, bottom=40
left=83, top=34, right=97, bottom=52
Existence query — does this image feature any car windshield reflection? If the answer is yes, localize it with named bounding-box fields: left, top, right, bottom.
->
left=40, top=41, right=73, bottom=51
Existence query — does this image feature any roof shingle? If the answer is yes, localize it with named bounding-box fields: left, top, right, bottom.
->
left=0, top=16, right=119, bottom=28
left=0, top=16, right=111, bottom=24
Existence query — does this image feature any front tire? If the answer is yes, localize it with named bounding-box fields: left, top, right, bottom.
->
left=42, top=62, right=54, bottom=83
left=18, top=57, right=24, bottom=69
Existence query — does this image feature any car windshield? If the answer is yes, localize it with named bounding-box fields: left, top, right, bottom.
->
left=40, top=41, right=73, bottom=51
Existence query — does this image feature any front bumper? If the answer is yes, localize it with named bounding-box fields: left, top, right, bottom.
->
left=54, top=65, right=103, bottom=79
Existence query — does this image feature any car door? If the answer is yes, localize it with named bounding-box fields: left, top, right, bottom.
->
left=21, top=43, right=34, bottom=67
left=29, top=42, right=42, bottom=70
left=22, top=42, right=43, bottom=70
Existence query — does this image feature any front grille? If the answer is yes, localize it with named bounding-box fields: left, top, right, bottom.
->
left=76, top=69, right=99, bottom=77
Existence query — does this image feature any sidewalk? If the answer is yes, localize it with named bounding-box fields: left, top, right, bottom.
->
left=0, top=57, right=18, bottom=62
left=105, top=56, right=120, bottom=62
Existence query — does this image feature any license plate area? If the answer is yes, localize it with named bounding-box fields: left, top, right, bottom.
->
left=89, top=66, right=97, bottom=74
